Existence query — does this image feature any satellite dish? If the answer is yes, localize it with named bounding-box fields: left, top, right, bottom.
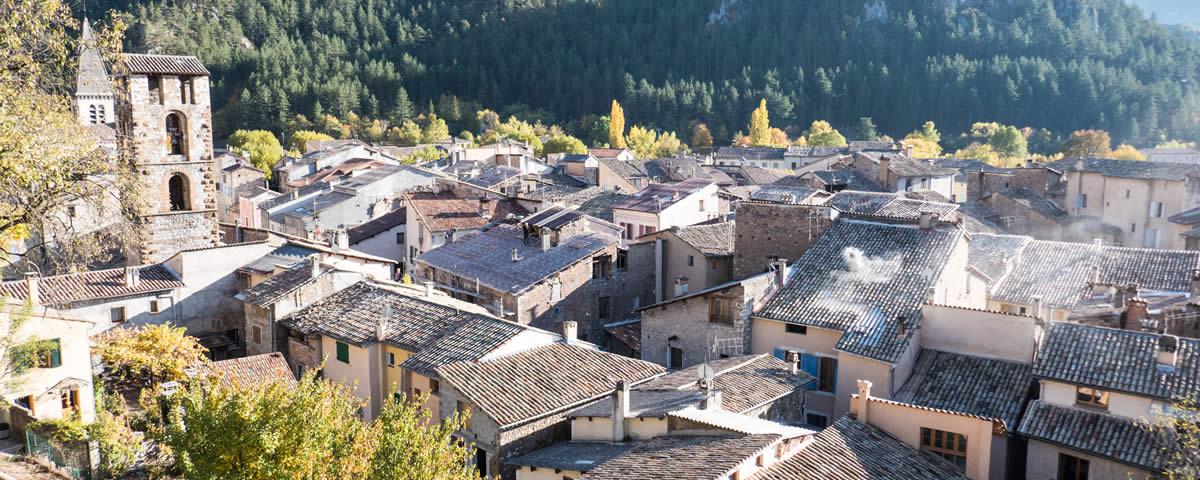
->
left=696, top=364, right=715, bottom=383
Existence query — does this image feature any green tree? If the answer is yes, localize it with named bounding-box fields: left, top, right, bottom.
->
left=227, top=130, right=283, bottom=178
left=908, top=121, right=942, bottom=144
left=422, top=114, right=450, bottom=143
left=543, top=134, right=587, bottom=155
left=609, top=100, right=626, bottom=149
left=400, top=146, right=445, bottom=165
left=389, top=88, right=415, bottom=124
left=289, top=130, right=334, bottom=154
left=653, top=131, right=686, bottom=157
left=988, top=125, right=1029, bottom=160
left=1061, top=129, right=1113, bottom=158
left=903, top=121, right=943, bottom=158
left=748, top=99, right=770, bottom=146
left=588, top=115, right=611, bottom=147
left=388, top=121, right=423, bottom=147
left=855, top=117, right=879, bottom=141
left=955, top=143, right=1003, bottom=166
left=94, top=324, right=208, bottom=389
left=155, top=371, right=477, bottom=480
left=804, top=120, right=847, bottom=147
left=691, top=123, right=713, bottom=148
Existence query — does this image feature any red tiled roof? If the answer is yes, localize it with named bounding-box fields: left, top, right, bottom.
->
left=406, top=192, right=527, bottom=232
left=589, top=148, right=627, bottom=159
left=0, top=265, right=183, bottom=306
left=190, top=353, right=297, bottom=388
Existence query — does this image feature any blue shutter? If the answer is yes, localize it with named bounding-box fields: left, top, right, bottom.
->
left=49, top=340, right=62, bottom=368
left=800, top=354, right=819, bottom=379
left=830, top=358, right=838, bottom=392
left=772, top=347, right=787, bottom=360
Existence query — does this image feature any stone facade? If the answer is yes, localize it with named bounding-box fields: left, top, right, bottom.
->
left=117, top=62, right=219, bottom=264
left=732, top=202, right=832, bottom=278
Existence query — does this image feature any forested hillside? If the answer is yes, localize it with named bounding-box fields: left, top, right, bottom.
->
left=94, top=0, right=1200, bottom=145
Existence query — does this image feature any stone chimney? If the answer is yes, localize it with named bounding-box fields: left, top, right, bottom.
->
left=612, top=380, right=629, bottom=441
left=1089, top=264, right=1101, bottom=285
left=309, top=254, right=321, bottom=278
left=24, top=271, right=40, bottom=307
left=918, top=211, right=934, bottom=229
left=124, top=266, right=140, bottom=288
left=785, top=350, right=801, bottom=375
left=541, top=230, right=552, bottom=252
left=561, top=321, right=577, bottom=344
left=333, top=229, right=349, bottom=250
left=702, top=389, right=723, bottom=411
left=904, top=143, right=914, bottom=157
left=1123, top=294, right=1148, bottom=331
left=423, top=281, right=435, bottom=297
left=877, top=156, right=891, bottom=184
left=1032, top=295, right=1043, bottom=321
left=377, top=304, right=391, bottom=340
left=853, top=380, right=873, bottom=424
left=1158, top=334, right=1180, bottom=370
left=773, top=258, right=789, bottom=287
left=479, top=197, right=494, bottom=220
left=1191, top=269, right=1200, bottom=303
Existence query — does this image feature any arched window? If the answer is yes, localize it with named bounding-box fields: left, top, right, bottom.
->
left=88, top=105, right=98, bottom=124
left=96, top=104, right=106, bottom=123
left=168, top=173, right=190, bottom=211
left=166, top=113, right=186, bottom=156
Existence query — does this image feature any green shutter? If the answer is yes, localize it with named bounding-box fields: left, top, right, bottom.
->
left=336, top=341, right=350, bottom=364
left=49, top=339, right=61, bottom=368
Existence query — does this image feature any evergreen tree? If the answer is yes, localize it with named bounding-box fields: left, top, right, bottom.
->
left=855, top=117, right=879, bottom=141
left=390, top=88, right=415, bottom=124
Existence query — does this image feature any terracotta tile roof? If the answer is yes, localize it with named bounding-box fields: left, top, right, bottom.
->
left=786, top=145, right=848, bottom=157
left=1034, top=323, right=1199, bottom=400
left=0, top=264, right=182, bottom=306
left=509, top=441, right=634, bottom=473
left=934, top=158, right=1010, bottom=174
left=804, top=170, right=885, bottom=192
left=672, top=222, right=734, bottom=257
left=240, top=259, right=329, bottom=307
left=435, top=343, right=665, bottom=426
left=893, top=349, right=1033, bottom=429
left=612, top=178, right=714, bottom=213
left=635, top=355, right=814, bottom=414
left=190, top=353, right=297, bottom=388
left=755, top=417, right=967, bottom=480
left=347, top=208, right=407, bottom=244
left=596, top=157, right=646, bottom=181
left=406, top=192, right=527, bottom=232
left=990, top=188, right=1069, bottom=224
left=578, top=434, right=780, bottom=480
left=119, top=53, right=209, bottom=76
left=588, top=148, right=629, bottom=159
left=417, top=223, right=617, bottom=294
left=1017, top=400, right=1167, bottom=472
left=748, top=185, right=823, bottom=204
left=604, top=321, right=641, bottom=353
left=756, top=220, right=961, bottom=363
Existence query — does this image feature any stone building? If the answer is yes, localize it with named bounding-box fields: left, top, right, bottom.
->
left=115, top=53, right=220, bottom=264
left=732, top=201, right=832, bottom=279
left=74, top=19, right=114, bottom=129
left=630, top=222, right=735, bottom=303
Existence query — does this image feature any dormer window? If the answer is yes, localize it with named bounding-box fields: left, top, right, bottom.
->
left=1075, top=387, right=1109, bottom=410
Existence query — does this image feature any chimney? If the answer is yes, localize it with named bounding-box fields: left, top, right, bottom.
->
left=896, top=316, right=908, bottom=337
left=124, top=266, right=140, bottom=288
left=673, top=276, right=689, bottom=297
left=24, top=271, right=40, bottom=307
left=561, top=321, right=577, bottom=344
left=702, top=389, right=723, bottom=411
left=1123, top=295, right=1148, bottom=331
left=1089, top=264, right=1101, bottom=284
left=785, top=350, right=801, bottom=375
left=377, top=304, right=391, bottom=340
left=612, top=380, right=629, bottom=441
left=1032, top=295, right=1043, bottom=321
left=541, top=230, right=552, bottom=252
left=511, top=248, right=520, bottom=262
left=309, top=254, right=321, bottom=278
left=877, top=156, right=891, bottom=184
left=918, top=211, right=934, bottom=229
left=854, top=380, right=873, bottom=424
left=333, top=229, right=349, bottom=250
left=1191, top=269, right=1200, bottom=303
left=773, top=258, right=789, bottom=287
left=1157, top=335, right=1180, bottom=370
left=423, top=281, right=435, bottom=297
left=904, top=143, right=914, bottom=157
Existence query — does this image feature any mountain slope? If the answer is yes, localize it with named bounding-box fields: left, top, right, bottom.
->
left=103, top=0, right=1200, bottom=144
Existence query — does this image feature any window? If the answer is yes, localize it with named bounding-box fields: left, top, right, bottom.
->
left=592, top=255, right=612, bottom=279
left=620, top=222, right=634, bottom=240
left=181, top=77, right=195, bottom=104
left=149, top=299, right=161, bottom=313
left=1076, top=193, right=1088, bottom=209
left=1057, top=453, right=1089, bottom=480
left=474, top=447, right=488, bottom=477
left=168, top=173, right=191, bottom=211
left=387, top=352, right=395, bottom=366
left=687, top=255, right=694, bottom=267
left=1126, top=189, right=1131, bottom=199
left=165, top=113, right=186, bottom=155
left=148, top=75, right=161, bottom=103
left=799, top=354, right=837, bottom=393
left=616, top=250, right=628, bottom=271
left=698, top=199, right=705, bottom=211
left=805, top=412, right=829, bottom=428
left=598, top=296, right=612, bottom=320
left=60, top=387, right=80, bottom=414
left=430, top=379, right=439, bottom=393
left=456, top=400, right=470, bottom=417
left=1131, top=223, right=1136, bottom=233
left=110, top=306, right=126, bottom=324
left=395, top=232, right=405, bottom=244
left=920, top=428, right=967, bottom=471
left=1076, top=387, right=1109, bottom=409
left=34, top=339, right=62, bottom=369
left=1150, top=201, right=1165, bottom=218
left=709, top=297, right=735, bottom=325
left=785, top=324, right=808, bottom=335
left=669, top=347, right=683, bottom=370
left=335, top=341, right=350, bottom=364
left=252, top=326, right=261, bottom=344
left=1145, top=228, right=1161, bottom=248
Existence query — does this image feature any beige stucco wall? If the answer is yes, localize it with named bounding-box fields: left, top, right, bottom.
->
left=921, top=304, right=1036, bottom=363
left=1064, top=171, right=1200, bottom=249
left=517, top=466, right=583, bottom=480
left=1026, top=439, right=1158, bottom=480
left=856, top=396, right=995, bottom=480
left=320, top=337, right=385, bottom=419
left=0, top=307, right=96, bottom=423
left=569, top=416, right=667, bottom=442
left=835, top=353, right=893, bottom=419
left=1040, top=380, right=1160, bottom=420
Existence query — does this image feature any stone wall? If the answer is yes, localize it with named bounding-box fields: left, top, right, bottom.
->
left=733, top=203, right=831, bottom=278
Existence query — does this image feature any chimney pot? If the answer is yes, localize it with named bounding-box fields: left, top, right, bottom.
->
left=918, top=211, right=934, bottom=229
left=24, top=271, right=40, bottom=307
left=541, top=230, right=552, bottom=252
left=1031, top=295, right=1043, bottom=321
left=854, top=380, right=873, bottom=424
left=424, top=281, right=435, bottom=297
left=702, top=390, right=723, bottom=411
left=612, top=380, right=629, bottom=441
left=1158, top=335, right=1180, bottom=369
left=785, top=350, right=800, bottom=375
left=124, top=266, right=140, bottom=288
left=333, top=229, right=349, bottom=250
left=512, top=247, right=520, bottom=262
left=773, top=258, right=789, bottom=287
left=1123, top=296, right=1148, bottom=331
left=309, top=254, right=321, bottom=278
left=561, top=321, right=577, bottom=344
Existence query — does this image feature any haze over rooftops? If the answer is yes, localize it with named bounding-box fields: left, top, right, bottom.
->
left=1050, top=157, right=1200, bottom=181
